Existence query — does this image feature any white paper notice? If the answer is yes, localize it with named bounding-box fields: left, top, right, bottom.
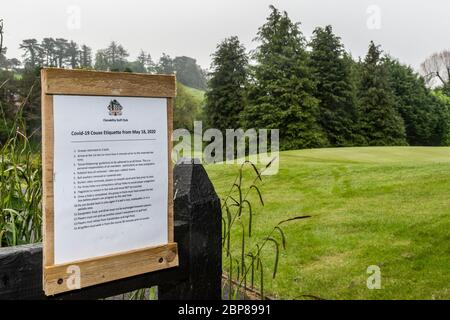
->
left=53, top=95, right=168, bottom=264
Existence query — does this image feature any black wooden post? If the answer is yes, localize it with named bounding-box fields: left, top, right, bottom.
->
left=159, top=160, right=222, bottom=300
left=0, top=162, right=222, bottom=300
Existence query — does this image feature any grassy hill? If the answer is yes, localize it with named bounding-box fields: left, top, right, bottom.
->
left=205, top=147, right=450, bottom=299
left=182, top=85, right=205, bottom=103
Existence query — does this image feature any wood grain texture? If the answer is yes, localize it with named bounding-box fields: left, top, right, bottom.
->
left=41, top=88, right=54, bottom=270
left=43, top=243, right=178, bottom=296
left=41, top=68, right=176, bottom=98
left=167, top=98, right=174, bottom=243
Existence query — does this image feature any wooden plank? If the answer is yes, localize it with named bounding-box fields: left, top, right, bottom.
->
left=43, top=243, right=178, bottom=296
left=0, top=221, right=188, bottom=300
left=167, top=98, right=174, bottom=243
left=41, top=68, right=176, bottom=98
left=41, top=89, right=54, bottom=269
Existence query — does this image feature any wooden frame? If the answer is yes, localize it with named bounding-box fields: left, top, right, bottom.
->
left=41, top=68, right=177, bottom=296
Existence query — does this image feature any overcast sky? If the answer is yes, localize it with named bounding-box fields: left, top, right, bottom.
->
left=1, top=0, right=449, bottom=71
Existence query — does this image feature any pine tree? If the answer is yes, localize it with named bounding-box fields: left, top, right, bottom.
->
left=136, top=50, right=155, bottom=73
left=309, top=25, right=360, bottom=146
left=205, top=36, right=248, bottom=131
left=242, top=6, right=326, bottom=150
left=54, top=38, right=69, bottom=68
left=358, top=41, right=407, bottom=146
left=105, top=41, right=129, bottom=71
left=79, top=45, right=93, bottom=68
left=66, top=41, right=79, bottom=69
left=41, top=37, right=56, bottom=67
left=19, top=39, right=40, bottom=69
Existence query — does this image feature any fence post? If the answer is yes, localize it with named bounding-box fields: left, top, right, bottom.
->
left=159, top=160, right=222, bottom=300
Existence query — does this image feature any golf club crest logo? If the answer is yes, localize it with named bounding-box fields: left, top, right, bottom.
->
left=108, top=99, right=123, bottom=116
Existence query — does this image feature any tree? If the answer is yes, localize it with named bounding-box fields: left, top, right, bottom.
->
left=79, top=44, right=93, bottom=68
left=16, top=67, right=42, bottom=138
left=431, top=90, right=450, bottom=144
left=156, top=53, right=174, bottom=74
left=421, top=50, right=450, bottom=87
left=114, top=44, right=129, bottom=71
left=357, top=42, right=406, bottom=146
left=93, top=42, right=129, bottom=71
left=19, top=39, right=40, bottom=69
left=94, top=49, right=108, bottom=71
left=173, top=56, right=207, bottom=90
left=205, top=36, right=248, bottom=131
left=242, top=5, right=326, bottom=150
left=443, top=83, right=450, bottom=97
left=142, top=50, right=156, bottom=72
left=1, top=21, right=22, bottom=71
left=0, top=47, right=8, bottom=69
left=7, top=58, right=21, bottom=71
left=309, top=25, right=361, bottom=146
left=386, top=57, right=448, bottom=146
left=41, top=37, right=56, bottom=67
left=0, top=19, right=4, bottom=57
left=94, top=49, right=109, bottom=71
left=105, top=41, right=129, bottom=71
left=131, top=50, right=155, bottom=73
left=66, top=41, right=79, bottom=69
left=54, top=38, right=69, bottom=67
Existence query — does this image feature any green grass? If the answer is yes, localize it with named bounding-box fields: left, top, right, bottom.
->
left=183, top=85, right=205, bottom=103
left=205, top=147, right=450, bottom=300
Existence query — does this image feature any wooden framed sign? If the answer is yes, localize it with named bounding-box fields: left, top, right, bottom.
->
left=41, top=68, right=178, bottom=295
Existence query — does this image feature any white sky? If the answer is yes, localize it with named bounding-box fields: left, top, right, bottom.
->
left=1, top=0, right=449, bottom=71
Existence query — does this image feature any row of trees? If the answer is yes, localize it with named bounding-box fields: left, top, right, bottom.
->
left=19, top=38, right=92, bottom=70
left=15, top=38, right=207, bottom=90
left=0, top=21, right=204, bottom=141
left=205, top=6, right=450, bottom=149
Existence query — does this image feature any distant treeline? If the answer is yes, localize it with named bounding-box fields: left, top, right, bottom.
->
left=204, top=6, right=450, bottom=149
left=0, top=38, right=207, bottom=90
left=0, top=29, right=206, bottom=141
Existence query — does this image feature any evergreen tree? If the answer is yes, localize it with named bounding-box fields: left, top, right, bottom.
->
left=66, top=40, right=79, bottom=69
left=205, top=36, right=248, bottom=131
left=104, top=41, right=129, bottom=71
left=357, top=41, right=407, bottom=146
left=94, top=49, right=109, bottom=71
left=54, top=38, right=69, bottom=68
left=442, top=83, right=450, bottom=97
left=431, top=90, right=450, bottom=144
left=309, top=25, right=360, bottom=146
left=134, top=50, right=155, bottom=73
left=79, top=45, right=93, bottom=68
left=385, top=57, right=448, bottom=146
left=19, top=39, right=40, bottom=69
left=41, top=37, right=56, bottom=67
left=242, top=6, right=326, bottom=150
left=93, top=42, right=129, bottom=71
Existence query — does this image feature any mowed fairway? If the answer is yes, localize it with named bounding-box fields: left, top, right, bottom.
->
left=205, top=147, right=450, bottom=299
